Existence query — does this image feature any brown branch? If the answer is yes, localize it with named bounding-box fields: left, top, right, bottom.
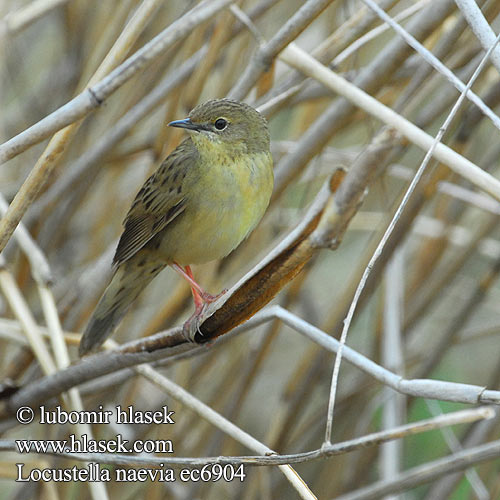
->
left=0, top=128, right=398, bottom=420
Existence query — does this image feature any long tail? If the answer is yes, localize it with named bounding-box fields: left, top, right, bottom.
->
left=79, top=257, right=165, bottom=356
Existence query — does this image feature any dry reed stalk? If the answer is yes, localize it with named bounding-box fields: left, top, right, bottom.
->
left=3, top=1, right=500, bottom=498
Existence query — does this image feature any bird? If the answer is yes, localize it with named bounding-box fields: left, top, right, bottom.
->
left=78, top=99, right=274, bottom=356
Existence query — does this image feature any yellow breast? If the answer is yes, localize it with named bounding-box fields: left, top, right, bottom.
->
left=159, top=150, right=273, bottom=265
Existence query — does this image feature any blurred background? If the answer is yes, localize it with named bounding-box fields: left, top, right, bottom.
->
left=2, top=0, right=500, bottom=498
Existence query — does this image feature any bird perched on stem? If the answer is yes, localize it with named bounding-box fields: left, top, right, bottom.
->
left=79, top=99, right=273, bottom=356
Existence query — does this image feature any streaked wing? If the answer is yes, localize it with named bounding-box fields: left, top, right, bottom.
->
left=112, top=139, right=196, bottom=267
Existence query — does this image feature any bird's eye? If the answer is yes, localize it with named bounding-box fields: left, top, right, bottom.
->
left=214, top=118, right=228, bottom=130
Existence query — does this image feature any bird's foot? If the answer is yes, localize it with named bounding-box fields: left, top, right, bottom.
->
left=182, top=289, right=227, bottom=342
left=182, top=288, right=227, bottom=344
left=182, top=308, right=205, bottom=343
left=199, top=288, right=228, bottom=304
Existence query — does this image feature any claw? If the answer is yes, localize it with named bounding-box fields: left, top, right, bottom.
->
left=172, top=264, right=227, bottom=342
left=182, top=308, right=205, bottom=342
left=200, top=288, right=227, bottom=304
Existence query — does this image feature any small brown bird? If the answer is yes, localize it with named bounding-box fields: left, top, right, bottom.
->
left=79, top=99, right=273, bottom=356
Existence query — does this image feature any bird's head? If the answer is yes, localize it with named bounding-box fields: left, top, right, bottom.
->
left=168, top=99, right=270, bottom=155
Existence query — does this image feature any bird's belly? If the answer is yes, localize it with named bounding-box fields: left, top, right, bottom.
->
left=157, top=152, right=273, bottom=265
left=167, top=210, right=251, bottom=264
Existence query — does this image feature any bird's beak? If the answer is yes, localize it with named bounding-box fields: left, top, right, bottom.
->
left=168, top=117, right=203, bottom=131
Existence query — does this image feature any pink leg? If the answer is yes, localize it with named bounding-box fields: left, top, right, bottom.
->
left=171, top=263, right=226, bottom=309
left=171, top=263, right=204, bottom=312
left=171, top=263, right=227, bottom=342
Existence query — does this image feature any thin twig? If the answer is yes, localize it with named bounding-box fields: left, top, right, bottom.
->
left=136, top=364, right=317, bottom=500
left=229, top=0, right=336, bottom=100
left=319, top=27, right=500, bottom=446
left=279, top=43, right=500, bottom=202
left=0, top=0, right=70, bottom=37
left=333, top=0, right=432, bottom=67
left=335, top=439, right=500, bottom=500
left=454, top=0, right=500, bottom=73
left=360, top=0, right=500, bottom=132
left=0, top=0, right=234, bottom=257
left=0, top=407, right=492, bottom=466
left=4, top=305, right=500, bottom=420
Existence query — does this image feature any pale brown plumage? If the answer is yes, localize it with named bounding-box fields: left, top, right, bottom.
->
left=113, top=142, right=191, bottom=267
